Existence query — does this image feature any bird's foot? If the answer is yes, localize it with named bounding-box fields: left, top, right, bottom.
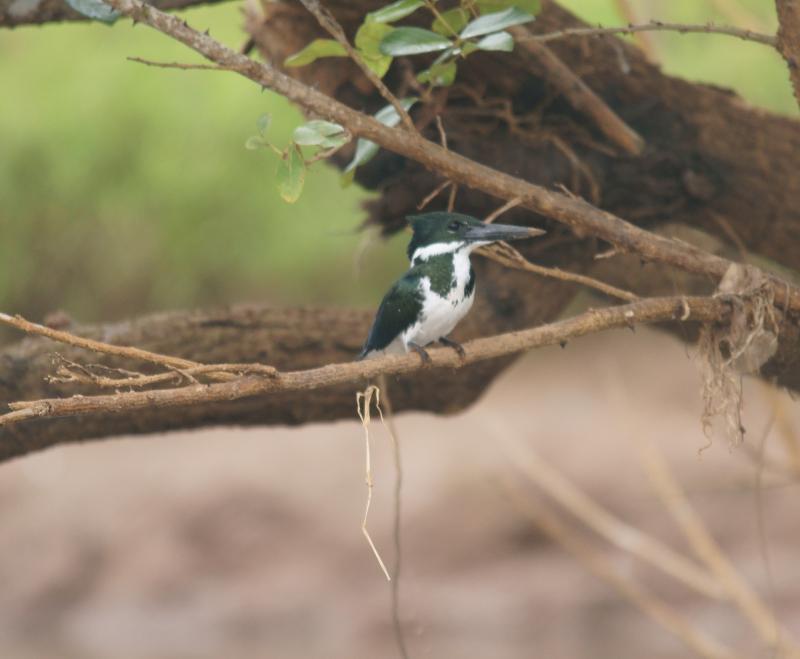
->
left=439, top=336, right=466, bottom=359
left=408, top=342, right=432, bottom=366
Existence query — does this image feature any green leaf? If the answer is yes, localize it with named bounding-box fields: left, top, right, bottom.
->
left=245, top=135, right=266, bottom=150
left=343, top=98, right=418, bottom=180
left=475, top=30, right=515, bottom=52
left=460, top=7, right=534, bottom=39
left=431, top=8, right=470, bottom=36
left=355, top=21, right=394, bottom=78
left=293, top=120, right=349, bottom=148
left=65, top=0, right=119, bottom=23
left=379, top=27, right=453, bottom=56
left=284, top=39, right=347, bottom=67
left=368, top=0, right=424, bottom=23
left=417, top=60, right=458, bottom=86
left=257, top=113, right=271, bottom=137
left=277, top=145, right=306, bottom=203
left=475, top=0, right=540, bottom=14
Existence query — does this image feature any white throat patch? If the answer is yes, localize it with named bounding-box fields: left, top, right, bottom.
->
left=411, top=241, right=463, bottom=265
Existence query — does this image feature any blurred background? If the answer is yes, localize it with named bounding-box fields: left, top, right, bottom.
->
left=1, top=1, right=799, bottom=657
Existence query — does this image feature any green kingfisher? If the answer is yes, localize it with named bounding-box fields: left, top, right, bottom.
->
left=358, top=211, right=545, bottom=362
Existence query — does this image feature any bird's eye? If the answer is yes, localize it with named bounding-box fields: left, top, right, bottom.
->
left=448, top=221, right=462, bottom=231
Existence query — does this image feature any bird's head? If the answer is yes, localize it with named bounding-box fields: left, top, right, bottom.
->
left=406, top=211, right=545, bottom=262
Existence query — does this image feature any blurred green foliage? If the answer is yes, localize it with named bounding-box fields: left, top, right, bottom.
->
left=0, top=0, right=795, bottom=333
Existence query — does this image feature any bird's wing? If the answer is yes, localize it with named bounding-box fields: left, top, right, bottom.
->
left=358, top=274, right=424, bottom=358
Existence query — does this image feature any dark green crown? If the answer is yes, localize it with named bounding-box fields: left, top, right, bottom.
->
left=405, top=212, right=484, bottom=259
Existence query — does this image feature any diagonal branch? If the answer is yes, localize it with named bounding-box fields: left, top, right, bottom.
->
left=523, top=20, right=777, bottom=48
left=510, top=25, right=645, bottom=156
left=0, top=296, right=730, bottom=430
left=101, top=0, right=800, bottom=315
left=297, top=0, right=416, bottom=133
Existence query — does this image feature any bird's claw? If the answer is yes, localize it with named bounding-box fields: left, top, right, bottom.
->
left=439, top=336, right=466, bottom=360
left=408, top=342, right=433, bottom=366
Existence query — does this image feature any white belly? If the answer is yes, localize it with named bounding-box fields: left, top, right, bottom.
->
left=400, top=271, right=474, bottom=350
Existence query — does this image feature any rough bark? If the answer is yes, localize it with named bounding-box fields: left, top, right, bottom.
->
left=0, top=267, right=570, bottom=461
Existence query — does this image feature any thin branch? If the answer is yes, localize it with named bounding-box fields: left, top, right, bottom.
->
left=611, top=0, right=658, bottom=59
left=483, top=197, right=523, bottom=224
left=50, top=357, right=278, bottom=388
left=0, top=312, right=277, bottom=383
left=0, top=312, right=195, bottom=370
left=100, top=0, right=800, bottom=314
left=510, top=25, right=646, bottom=156
left=127, top=56, right=230, bottom=71
left=478, top=242, right=639, bottom=302
left=297, top=0, right=417, bottom=133
left=0, top=296, right=730, bottom=429
left=523, top=20, right=777, bottom=48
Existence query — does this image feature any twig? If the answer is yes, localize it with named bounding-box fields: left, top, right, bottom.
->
left=100, top=0, right=800, bottom=314
left=501, top=437, right=725, bottom=599
left=483, top=197, right=522, bottom=224
left=478, top=242, right=639, bottom=302
left=50, top=357, right=278, bottom=388
left=523, top=20, right=777, bottom=48
left=612, top=0, right=658, bottom=59
left=0, top=296, right=731, bottom=429
left=127, top=56, right=230, bottom=71
left=0, top=312, right=276, bottom=383
left=510, top=25, right=645, bottom=156
left=631, top=431, right=800, bottom=655
left=447, top=181, right=458, bottom=211
left=0, top=312, right=197, bottom=370
left=417, top=179, right=452, bottom=210
left=297, top=0, right=417, bottom=133
left=498, top=480, right=743, bottom=659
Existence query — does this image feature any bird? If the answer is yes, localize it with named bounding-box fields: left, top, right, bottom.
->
left=358, top=211, right=545, bottom=362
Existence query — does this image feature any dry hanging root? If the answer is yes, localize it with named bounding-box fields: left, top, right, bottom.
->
left=697, top=264, right=780, bottom=447
left=356, top=384, right=391, bottom=581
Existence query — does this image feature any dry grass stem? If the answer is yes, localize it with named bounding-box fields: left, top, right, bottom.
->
left=631, top=431, right=799, bottom=655
left=501, top=437, right=725, bottom=599
left=356, top=385, right=391, bottom=581
left=499, top=479, right=744, bottom=659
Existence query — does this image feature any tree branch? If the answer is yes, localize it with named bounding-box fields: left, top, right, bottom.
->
left=0, top=0, right=226, bottom=27
left=510, top=25, right=645, bottom=156
left=101, top=0, right=800, bottom=316
left=297, top=0, right=417, bottom=133
left=0, top=296, right=731, bottom=431
left=523, top=20, right=777, bottom=48
left=776, top=0, right=800, bottom=108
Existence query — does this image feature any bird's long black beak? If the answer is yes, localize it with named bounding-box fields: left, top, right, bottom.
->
left=463, top=222, right=545, bottom=244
